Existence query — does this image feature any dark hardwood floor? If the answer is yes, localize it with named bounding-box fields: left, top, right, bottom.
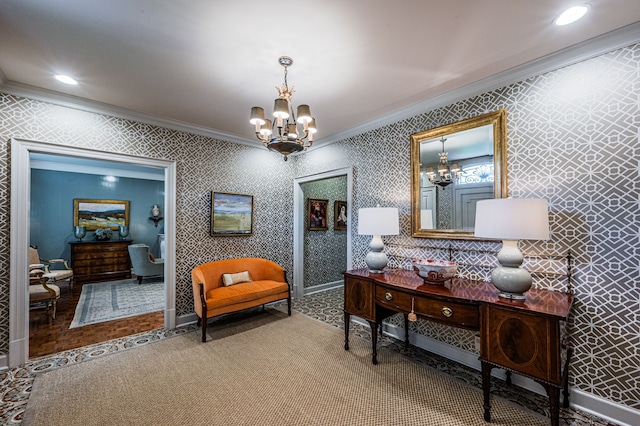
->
left=29, top=279, right=165, bottom=358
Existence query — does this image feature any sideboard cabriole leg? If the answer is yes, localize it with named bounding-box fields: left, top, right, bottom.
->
left=369, top=320, right=378, bottom=365
left=344, top=311, right=350, bottom=351
left=481, top=362, right=492, bottom=422
left=562, top=347, right=573, bottom=408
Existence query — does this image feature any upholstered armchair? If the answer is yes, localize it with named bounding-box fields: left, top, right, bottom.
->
left=29, top=245, right=74, bottom=289
left=127, top=243, right=164, bottom=284
left=29, top=268, right=60, bottom=320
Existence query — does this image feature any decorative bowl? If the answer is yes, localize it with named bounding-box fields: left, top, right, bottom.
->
left=94, top=227, right=113, bottom=241
left=412, top=259, right=458, bottom=285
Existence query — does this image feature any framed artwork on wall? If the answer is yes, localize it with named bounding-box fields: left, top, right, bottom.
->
left=211, top=191, right=254, bottom=236
left=73, top=199, right=130, bottom=231
left=334, top=200, right=347, bottom=230
left=308, top=198, right=328, bottom=230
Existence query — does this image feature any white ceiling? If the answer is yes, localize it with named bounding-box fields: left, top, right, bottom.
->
left=1, top=1, right=640, bottom=148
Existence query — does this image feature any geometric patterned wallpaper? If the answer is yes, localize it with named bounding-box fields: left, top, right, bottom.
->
left=0, top=94, right=296, bottom=356
left=301, top=176, right=348, bottom=288
left=0, top=41, right=638, bottom=410
left=293, top=43, right=640, bottom=409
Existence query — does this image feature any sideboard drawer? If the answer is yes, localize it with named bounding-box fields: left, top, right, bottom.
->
left=376, top=286, right=479, bottom=329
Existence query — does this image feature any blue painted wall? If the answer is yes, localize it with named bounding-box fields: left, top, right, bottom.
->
left=30, top=169, right=165, bottom=262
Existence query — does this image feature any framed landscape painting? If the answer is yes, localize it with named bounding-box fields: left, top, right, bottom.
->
left=74, top=199, right=130, bottom=231
left=211, top=191, right=254, bottom=236
left=334, top=200, right=347, bottom=230
left=308, top=198, right=328, bottom=230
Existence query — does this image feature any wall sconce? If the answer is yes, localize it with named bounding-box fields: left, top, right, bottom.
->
left=149, top=204, right=163, bottom=228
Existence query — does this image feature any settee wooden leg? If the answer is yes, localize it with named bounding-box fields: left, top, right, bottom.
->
left=138, top=276, right=143, bottom=285
left=201, top=317, right=207, bottom=342
left=287, top=296, right=291, bottom=316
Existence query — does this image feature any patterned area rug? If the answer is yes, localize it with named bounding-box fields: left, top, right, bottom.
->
left=69, top=278, right=164, bottom=328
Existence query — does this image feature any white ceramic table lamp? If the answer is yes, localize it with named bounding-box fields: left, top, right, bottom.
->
left=474, top=198, right=550, bottom=300
left=358, top=206, right=400, bottom=273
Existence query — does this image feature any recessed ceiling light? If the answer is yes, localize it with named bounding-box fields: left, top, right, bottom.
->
left=554, top=4, right=590, bottom=26
left=54, top=74, right=78, bottom=85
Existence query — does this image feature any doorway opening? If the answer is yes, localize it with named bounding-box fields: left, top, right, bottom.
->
left=9, top=138, right=177, bottom=367
left=293, top=167, right=353, bottom=300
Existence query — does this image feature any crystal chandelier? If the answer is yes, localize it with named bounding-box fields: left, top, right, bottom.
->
left=249, top=56, right=317, bottom=161
left=425, top=137, right=462, bottom=189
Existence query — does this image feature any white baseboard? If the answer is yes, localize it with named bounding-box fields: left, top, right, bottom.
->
left=304, top=280, right=342, bottom=296
left=351, top=317, right=639, bottom=426
left=570, top=389, right=640, bottom=426
left=176, top=313, right=198, bottom=327
left=0, top=354, right=7, bottom=371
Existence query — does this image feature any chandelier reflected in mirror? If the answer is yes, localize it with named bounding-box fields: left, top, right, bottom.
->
left=249, top=56, right=317, bottom=161
left=425, top=137, right=462, bottom=189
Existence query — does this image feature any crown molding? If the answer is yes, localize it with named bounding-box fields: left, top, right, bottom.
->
left=0, top=80, right=259, bottom=147
left=314, top=21, right=640, bottom=148
left=1, top=22, right=639, bottom=151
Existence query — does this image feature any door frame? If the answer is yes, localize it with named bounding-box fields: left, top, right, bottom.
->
left=293, top=167, right=353, bottom=300
left=9, top=138, right=177, bottom=368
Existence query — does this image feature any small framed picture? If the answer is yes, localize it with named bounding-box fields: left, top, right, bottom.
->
left=211, top=191, right=254, bottom=236
left=308, top=198, right=328, bottom=230
left=334, top=200, right=347, bottom=230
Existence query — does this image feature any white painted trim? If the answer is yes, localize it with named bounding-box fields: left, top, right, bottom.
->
left=9, top=138, right=177, bottom=367
left=304, top=280, right=343, bottom=296
left=0, top=81, right=256, bottom=147
left=570, top=389, right=640, bottom=426
left=176, top=313, right=198, bottom=327
left=349, top=317, right=639, bottom=426
left=3, top=24, right=638, bottom=154
left=30, top=158, right=165, bottom=181
left=0, top=354, right=6, bottom=370
left=293, top=167, right=353, bottom=300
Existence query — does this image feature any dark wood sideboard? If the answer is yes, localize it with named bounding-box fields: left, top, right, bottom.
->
left=69, top=240, right=133, bottom=284
left=343, top=268, right=573, bottom=426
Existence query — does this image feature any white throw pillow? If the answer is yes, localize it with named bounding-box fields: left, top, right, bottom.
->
left=222, top=271, right=252, bottom=286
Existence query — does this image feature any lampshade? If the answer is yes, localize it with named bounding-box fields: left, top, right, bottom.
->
left=358, top=207, right=400, bottom=236
left=420, top=209, right=434, bottom=229
left=474, top=198, right=549, bottom=241
left=296, top=104, right=312, bottom=123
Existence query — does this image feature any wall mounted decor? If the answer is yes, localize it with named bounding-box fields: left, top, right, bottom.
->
left=410, top=109, right=508, bottom=239
left=334, top=200, right=347, bottom=230
left=149, top=203, right=163, bottom=227
left=210, top=192, right=254, bottom=236
left=73, top=199, right=130, bottom=231
left=308, top=198, right=328, bottom=230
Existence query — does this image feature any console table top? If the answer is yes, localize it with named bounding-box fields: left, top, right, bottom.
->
left=344, top=268, right=573, bottom=320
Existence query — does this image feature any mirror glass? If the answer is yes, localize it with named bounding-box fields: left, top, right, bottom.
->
left=411, top=109, right=508, bottom=239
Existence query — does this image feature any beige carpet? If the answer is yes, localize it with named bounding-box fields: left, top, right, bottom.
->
left=24, top=310, right=547, bottom=426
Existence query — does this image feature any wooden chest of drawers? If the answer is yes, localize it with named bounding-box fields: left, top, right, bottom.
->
left=69, top=240, right=132, bottom=284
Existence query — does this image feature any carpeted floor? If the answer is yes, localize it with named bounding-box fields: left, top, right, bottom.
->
left=24, top=311, right=548, bottom=426
left=0, top=287, right=620, bottom=425
left=69, top=278, right=164, bottom=328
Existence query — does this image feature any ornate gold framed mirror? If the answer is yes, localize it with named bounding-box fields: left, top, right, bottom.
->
left=410, top=109, right=508, bottom=239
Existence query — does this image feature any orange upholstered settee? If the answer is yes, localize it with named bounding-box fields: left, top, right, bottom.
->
left=191, top=258, right=291, bottom=342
